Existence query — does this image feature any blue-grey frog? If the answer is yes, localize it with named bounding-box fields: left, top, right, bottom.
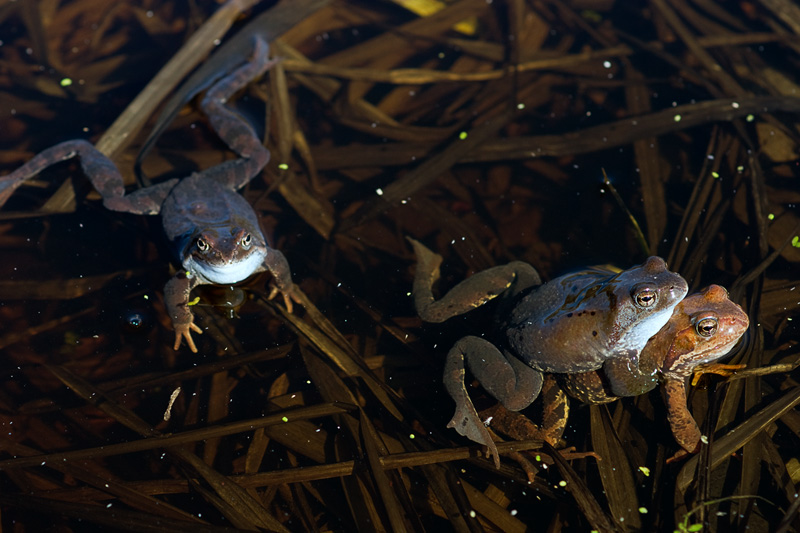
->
left=0, top=37, right=300, bottom=352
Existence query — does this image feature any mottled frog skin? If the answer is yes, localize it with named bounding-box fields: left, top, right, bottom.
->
left=556, top=284, right=749, bottom=454
left=409, top=238, right=688, bottom=467
left=0, top=37, right=300, bottom=352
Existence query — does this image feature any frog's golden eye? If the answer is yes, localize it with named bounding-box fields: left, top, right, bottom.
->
left=241, top=233, right=251, bottom=247
left=632, top=286, right=657, bottom=308
left=196, top=238, right=209, bottom=252
left=695, top=316, right=718, bottom=338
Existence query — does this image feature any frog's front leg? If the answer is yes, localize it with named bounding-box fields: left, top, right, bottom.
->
left=445, top=336, right=543, bottom=468
left=262, top=247, right=302, bottom=313
left=408, top=238, right=540, bottom=323
left=0, top=139, right=175, bottom=214
left=661, top=378, right=702, bottom=456
left=600, top=355, right=659, bottom=398
left=164, top=271, right=203, bottom=352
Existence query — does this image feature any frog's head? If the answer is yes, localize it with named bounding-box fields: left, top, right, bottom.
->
left=183, top=226, right=267, bottom=284
left=608, top=256, right=688, bottom=352
left=660, top=285, right=749, bottom=379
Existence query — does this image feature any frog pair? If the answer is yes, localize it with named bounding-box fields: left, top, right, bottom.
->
left=408, top=238, right=749, bottom=467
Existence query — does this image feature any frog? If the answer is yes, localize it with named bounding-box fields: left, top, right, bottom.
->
left=553, top=284, right=749, bottom=455
left=0, top=37, right=300, bottom=353
left=408, top=238, right=688, bottom=467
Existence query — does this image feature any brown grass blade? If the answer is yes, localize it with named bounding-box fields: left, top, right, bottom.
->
left=43, top=364, right=289, bottom=531
left=590, top=405, right=643, bottom=531
left=678, top=386, right=800, bottom=493
left=545, top=443, right=620, bottom=532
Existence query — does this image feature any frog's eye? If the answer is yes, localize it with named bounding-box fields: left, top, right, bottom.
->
left=196, top=238, right=209, bottom=252
left=695, top=316, right=718, bottom=338
left=241, top=233, right=252, bottom=248
left=632, top=286, right=657, bottom=308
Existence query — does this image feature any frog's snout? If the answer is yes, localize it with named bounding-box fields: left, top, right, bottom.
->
left=667, top=281, right=689, bottom=304
left=674, top=277, right=689, bottom=296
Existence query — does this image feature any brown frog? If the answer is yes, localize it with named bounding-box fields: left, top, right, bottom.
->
left=0, top=37, right=300, bottom=352
left=553, top=284, right=749, bottom=455
left=409, top=238, right=688, bottom=466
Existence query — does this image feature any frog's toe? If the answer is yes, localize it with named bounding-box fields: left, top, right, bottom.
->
left=666, top=447, right=694, bottom=464
left=267, top=285, right=279, bottom=300
left=284, top=287, right=303, bottom=313
left=282, top=293, right=294, bottom=314
left=448, top=404, right=501, bottom=468
left=690, top=362, right=747, bottom=386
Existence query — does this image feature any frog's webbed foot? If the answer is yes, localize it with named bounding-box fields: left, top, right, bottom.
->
left=0, top=141, right=86, bottom=208
left=407, top=237, right=443, bottom=284
left=174, top=321, right=203, bottom=353
left=447, top=391, right=501, bottom=468
left=164, top=273, right=202, bottom=352
left=408, top=237, right=540, bottom=323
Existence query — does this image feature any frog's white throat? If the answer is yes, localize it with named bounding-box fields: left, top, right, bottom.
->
left=185, top=248, right=266, bottom=284
left=616, top=307, right=674, bottom=351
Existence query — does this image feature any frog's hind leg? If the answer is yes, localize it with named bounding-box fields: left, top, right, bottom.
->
left=200, top=36, right=278, bottom=191
left=409, top=237, right=540, bottom=323
left=0, top=139, right=171, bottom=215
left=661, top=378, right=701, bottom=455
left=445, top=335, right=544, bottom=467
left=103, top=178, right=178, bottom=214
left=538, top=375, right=570, bottom=445
left=2, top=145, right=68, bottom=207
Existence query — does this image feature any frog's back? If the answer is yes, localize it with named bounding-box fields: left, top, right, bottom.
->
left=504, top=257, right=688, bottom=374
left=505, top=269, right=619, bottom=373
left=161, top=174, right=260, bottom=244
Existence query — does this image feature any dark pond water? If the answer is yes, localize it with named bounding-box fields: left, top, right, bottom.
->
left=1, top=1, right=799, bottom=531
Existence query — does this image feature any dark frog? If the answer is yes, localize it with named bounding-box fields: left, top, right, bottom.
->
left=408, top=238, right=688, bottom=467
left=557, top=285, right=749, bottom=457
left=0, top=37, right=300, bottom=352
